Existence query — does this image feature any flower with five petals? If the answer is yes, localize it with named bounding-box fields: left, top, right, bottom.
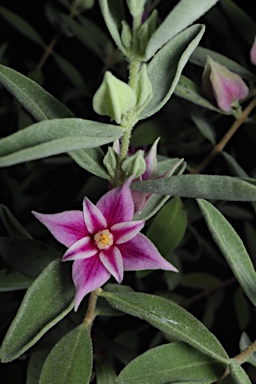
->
left=33, top=179, right=177, bottom=310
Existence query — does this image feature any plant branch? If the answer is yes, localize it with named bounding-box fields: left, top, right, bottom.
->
left=83, top=288, right=102, bottom=332
left=191, top=97, right=256, bottom=174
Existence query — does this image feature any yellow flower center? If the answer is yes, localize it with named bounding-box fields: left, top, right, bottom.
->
left=94, top=229, right=113, bottom=250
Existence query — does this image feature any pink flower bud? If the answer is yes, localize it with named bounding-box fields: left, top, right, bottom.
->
left=250, top=36, right=256, bottom=65
left=202, top=57, right=249, bottom=112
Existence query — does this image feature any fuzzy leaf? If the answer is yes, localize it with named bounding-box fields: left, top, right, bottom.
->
left=0, top=270, right=33, bottom=292
left=100, top=292, right=229, bottom=363
left=39, top=325, right=92, bottom=384
left=229, top=359, right=252, bottom=384
left=0, top=259, right=75, bottom=362
left=0, top=64, right=73, bottom=120
left=117, top=342, right=226, bottom=384
left=197, top=199, right=256, bottom=307
left=69, top=147, right=109, bottom=179
left=145, top=0, right=218, bottom=60
left=0, top=118, right=123, bottom=167
left=140, top=24, right=205, bottom=119
left=132, top=175, right=256, bottom=201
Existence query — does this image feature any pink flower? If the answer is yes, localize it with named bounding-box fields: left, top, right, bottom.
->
left=250, top=36, right=256, bottom=65
left=32, top=179, right=177, bottom=310
left=202, top=56, right=249, bottom=112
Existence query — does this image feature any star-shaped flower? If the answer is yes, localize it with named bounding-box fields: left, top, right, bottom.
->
left=33, top=179, right=177, bottom=310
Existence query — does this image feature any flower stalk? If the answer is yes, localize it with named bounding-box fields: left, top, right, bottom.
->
left=83, top=288, right=102, bottom=332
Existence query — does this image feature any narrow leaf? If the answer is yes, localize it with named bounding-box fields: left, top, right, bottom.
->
left=117, top=342, right=226, bottom=384
left=0, top=204, right=31, bottom=239
left=0, top=269, right=33, bottom=292
left=0, top=118, right=123, bottom=167
left=95, top=357, right=117, bottom=383
left=197, top=199, right=256, bottom=307
left=145, top=0, right=218, bottom=60
left=0, top=259, right=75, bottom=362
left=69, top=147, right=109, bottom=179
left=0, top=64, right=74, bottom=120
left=39, top=325, right=93, bottom=384
left=140, top=24, right=205, bottom=120
left=230, top=359, right=252, bottom=384
left=100, top=291, right=229, bottom=363
left=53, top=53, right=86, bottom=89
left=132, top=175, right=256, bottom=201
left=0, top=6, right=44, bottom=46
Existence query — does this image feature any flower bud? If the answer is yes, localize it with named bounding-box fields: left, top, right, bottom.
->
left=202, top=57, right=249, bottom=112
left=250, top=36, right=256, bottom=65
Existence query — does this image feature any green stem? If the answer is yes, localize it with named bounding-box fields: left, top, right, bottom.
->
left=83, top=288, right=102, bottom=332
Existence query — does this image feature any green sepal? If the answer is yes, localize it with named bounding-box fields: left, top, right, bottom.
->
left=138, top=10, right=158, bottom=56
left=122, top=150, right=146, bottom=178
left=136, top=64, right=153, bottom=110
left=103, top=146, right=119, bottom=180
left=126, top=0, right=146, bottom=21
left=93, top=71, right=136, bottom=125
left=121, top=20, right=132, bottom=50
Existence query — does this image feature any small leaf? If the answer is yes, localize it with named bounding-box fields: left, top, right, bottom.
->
left=229, top=359, right=252, bottom=384
left=0, top=237, right=59, bottom=278
left=0, top=64, right=74, bottom=121
left=99, top=0, right=126, bottom=55
left=189, top=108, right=216, bottom=144
left=100, top=291, right=229, bottom=363
left=132, top=175, right=256, bottom=202
left=0, top=118, right=123, bottom=167
left=0, top=259, right=75, bottom=362
left=221, top=152, right=249, bottom=178
left=239, top=333, right=256, bottom=368
left=140, top=24, right=205, bottom=120
left=197, top=199, right=256, bottom=308
left=0, top=6, right=44, bottom=46
left=147, top=197, right=187, bottom=256
left=0, top=269, right=33, bottom=292
left=95, top=357, right=117, bottom=383
left=26, top=350, right=49, bottom=384
left=220, top=0, right=256, bottom=45
left=69, top=147, right=109, bottom=179
left=233, top=287, right=250, bottom=331
left=175, top=75, right=228, bottom=113
left=39, top=325, right=93, bottom=384
left=0, top=204, right=31, bottom=239
left=117, top=342, right=226, bottom=384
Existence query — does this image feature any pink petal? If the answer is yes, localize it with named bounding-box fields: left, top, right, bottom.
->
left=99, top=246, right=123, bottom=283
left=250, top=36, right=256, bottom=65
left=72, top=256, right=111, bottom=311
left=143, top=138, right=159, bottom=180
left=96, top=177, right=134, bottom=226
left=119, top=233, right=178, bottom=272
left=32, top=210, right=87, bottom=247
left=62, top=236, right=98, bottom=261
left=111, top=220, right=144, bottom=244
left=83, top=197, right=107, bottom=234
left=131, top=190, right=150, bottom=214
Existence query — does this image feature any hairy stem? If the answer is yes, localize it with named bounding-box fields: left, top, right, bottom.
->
left=191, top=97, right=256, bottom=174
left=83, top=288, right=102, bottom=332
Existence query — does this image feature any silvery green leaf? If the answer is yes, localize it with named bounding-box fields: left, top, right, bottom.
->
left=145, top=0, right=219, bottom=60
left=230, top=359, right=252, bottom=384
left=70, top=147, right=109, bottom=179
left=140, top=25, right=205, bottom=120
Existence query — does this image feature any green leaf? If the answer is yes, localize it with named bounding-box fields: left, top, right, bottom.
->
left=53, top=53, right=86, bottom=89
left=39, top=325, right=93, bottom=384
left=60, top=14, right=114, bottom=61
left=229, top=359, right=252, bottom=384
left=0, top=64, right=74, bottom=120
left=145, top=0, right=218, bottom=60
left=0, top=259, right=75, bottom=362
left=220, top=0, right=256, bottom=45
left=140, top=24, right=205, bottom=120
left=197, top=199, right=256, bottom=308
left=190, top=46, right=256, bottom=81
left=189, top=108, right=216, bottom=144
left=147, top=197, right=187, bottom=257
left=233, top=287, right=250, bottom=331
left=174, top=75, right=227, bottom=113
left=26, top=350, right=49, bottom=384
left=99, top=0, right=126, bottom=55
left=0, top=6, right=44, bottom=46
left=100, top=291, right=229, bottom=363
left=0, top=118, right=123, bottom=167
left=239, top=333, right=256, bottom=368
left=0, top=237, right=59, bottom=278
left=95, top=357, right=117, bottom=383
left=0, top=269, right=33, bottom=292
left=0, top=204, right=31, bottom=239
left=181, top=272, right=221, bottom=289
left=132, top=175, right=256, bottom=201
left=117, top=342, right=226, bottom=384
left=221, top=152, right=249, bottom=178
left=69, top=147, right=110, bottom=179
